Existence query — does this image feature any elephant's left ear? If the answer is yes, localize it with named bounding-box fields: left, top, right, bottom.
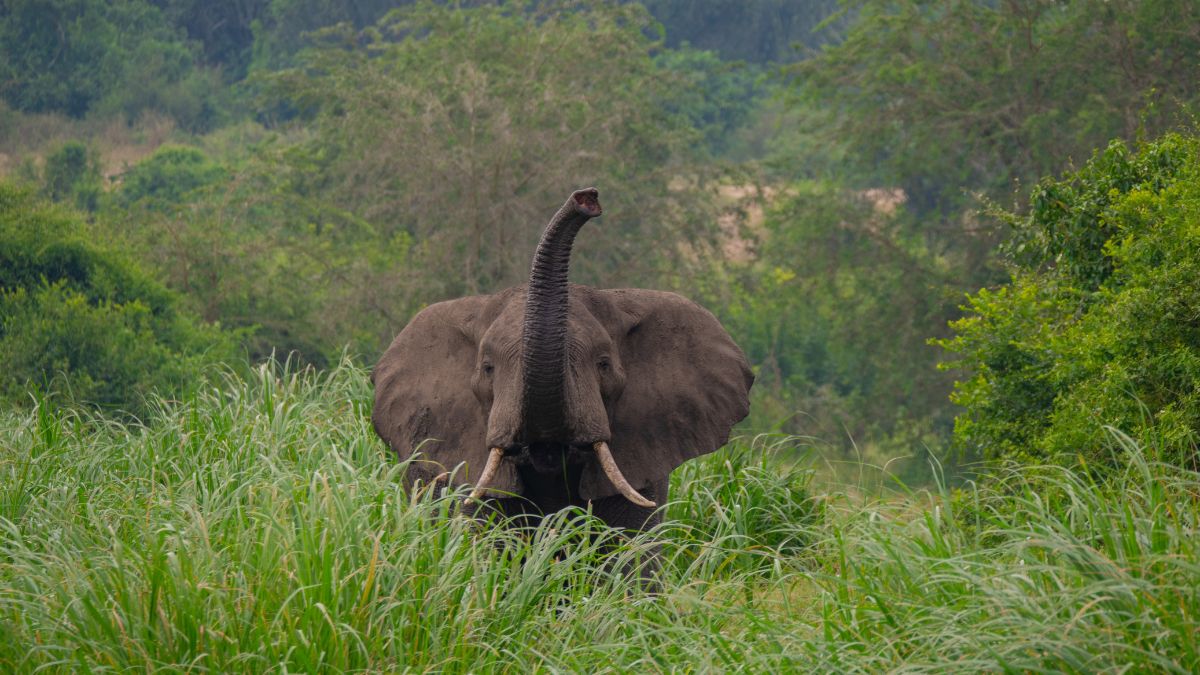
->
left=578, top=289, right=754, bottom=501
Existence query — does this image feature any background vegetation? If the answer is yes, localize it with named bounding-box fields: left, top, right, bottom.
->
left=0, top=183, right=238, bottom=417
left=940, top=133, right=1200, bottom=472
left=6, top=0, right=1194, bottom=467
left=2, top=0, right=1199, bottom=668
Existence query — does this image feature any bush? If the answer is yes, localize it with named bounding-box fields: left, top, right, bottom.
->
left=938, top=133, right=1200, bottom=470
left=0, top=283, right=223, bottom=412
left=40, top=141, right=102, bottom=212
left=0, top=182, right=239, bottom=416
left=112, top=144, right=226, bottom=210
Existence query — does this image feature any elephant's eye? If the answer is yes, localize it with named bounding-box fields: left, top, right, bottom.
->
left=482, top=362, right=494, bottom=375
left=597, top=358, right=610, bottom=372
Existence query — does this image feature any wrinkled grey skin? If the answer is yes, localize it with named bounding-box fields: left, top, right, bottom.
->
left=372, top=188, right=753, bottom=546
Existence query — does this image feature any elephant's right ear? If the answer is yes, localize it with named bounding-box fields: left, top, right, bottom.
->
left=371, top=295, right=522, bottom=494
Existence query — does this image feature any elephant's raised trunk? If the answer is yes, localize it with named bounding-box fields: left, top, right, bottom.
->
left=520, top=188, right=601, bottom=440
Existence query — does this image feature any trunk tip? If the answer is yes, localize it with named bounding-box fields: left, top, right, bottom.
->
left=571, top=188, right=601, bottom=218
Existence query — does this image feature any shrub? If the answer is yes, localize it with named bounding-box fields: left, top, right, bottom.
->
left=938, top=133, right=1200, bottom=470
left=40, top=141, right=102, bottom=212
left=0, top=182, right=239, bottom=416
left=112, top=144, right=226, bottom=210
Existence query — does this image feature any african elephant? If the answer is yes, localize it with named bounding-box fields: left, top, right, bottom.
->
left=371, top=188, right=753, bottom=540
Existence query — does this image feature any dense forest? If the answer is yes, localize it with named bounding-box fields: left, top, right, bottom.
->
left=2, top=1, right=1200, bottom=669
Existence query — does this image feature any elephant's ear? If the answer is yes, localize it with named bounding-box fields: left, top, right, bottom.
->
left=372, top=295, right=522, bottom=494
left=579, top=289, right=754, bottom=501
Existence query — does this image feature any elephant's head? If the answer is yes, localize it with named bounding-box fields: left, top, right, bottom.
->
left=372, top=188, right=753, bottom=506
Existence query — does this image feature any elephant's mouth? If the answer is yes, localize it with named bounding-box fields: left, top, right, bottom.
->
left=468, top=441, right=655, bottom=508
left=505, top=441, right=595, bottom=474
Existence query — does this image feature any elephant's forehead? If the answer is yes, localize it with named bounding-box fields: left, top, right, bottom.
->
left=479, top=293, right=612, bottom=354
left=485, top=300, right=524, bottom=340
left=567, top=300, right=611, bottom=349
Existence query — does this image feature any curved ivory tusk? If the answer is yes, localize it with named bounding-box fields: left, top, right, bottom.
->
left=593, top=441, right=656, bottom=508
left=467, top=447, right=505, bottom=502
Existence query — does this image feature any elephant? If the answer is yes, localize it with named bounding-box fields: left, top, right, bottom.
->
left=371, top=187, right=753, bottom=547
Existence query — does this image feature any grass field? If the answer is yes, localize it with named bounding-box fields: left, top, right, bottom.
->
left=1, top=360, right=1197, bottom=672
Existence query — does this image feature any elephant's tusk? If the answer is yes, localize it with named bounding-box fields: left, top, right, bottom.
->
left=467, top=447, right=505, bottom=502
left=593, top=441, right=656, bottom=508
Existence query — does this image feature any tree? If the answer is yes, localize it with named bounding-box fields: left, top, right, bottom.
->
left=154, top=0, right=269, bottom=81
left=112, top=144, right=227, bottom=209
left=257, top=1, right=719, bottom=340
left=0, top=0, right=227, bottom=129
left=653, top=48, right=767, bottom=158
left=743, top=0, right=1200, bottom=455
left=790, top=0, right=1200, bottom=215
left=695, top=181, right=957, bottom=458
left=642, top=0, right=842, bottom=63
left=103, top=142, right=369, bottom=366
left=40, top=141, right=102, bottom=212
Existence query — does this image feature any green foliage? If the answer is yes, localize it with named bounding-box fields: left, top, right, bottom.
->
left=939, top=133, right=1200, bottom=469
left=790, top=0, right=1200, bottom=214
left=0, top=283, right=219, bottom=415
left=244, top=0, right=719, bottom=350
left=0, top=0, right=143, bottom=116
left=0, top=0, right=227, bottom=130
left=643, top=0, right=841, bottom=63
left=103, top=141, right=414, bottom=365
left=1, top=361, right=1198, bottom=670
left=1009, top=136, right=1194, bottom=291
left=0, top=184, right=170, bottom=308
left=99, top=54, right=231, bottom=133
left=0, top=182, right=238, bottom=416
left=156, top=0, right=271, bottom=81
left=248, top=0, right=840, bottom=75
left=112, top=144, right=226, bottom=209
left=249, top=0, right=406, bottom=71
left=653, top=48, right=767, bottom=157
left=700, top=181, right=957, bottom=456
left=746, top=0, right=1200, bottom=462
left=39, top=140, right=102, bottom=212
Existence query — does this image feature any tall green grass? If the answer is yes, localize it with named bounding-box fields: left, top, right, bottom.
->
left=1, top=359, right=1197, bottom=671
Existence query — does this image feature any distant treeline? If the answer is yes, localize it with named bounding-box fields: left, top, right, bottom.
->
left=0, top=0, right=835, bottom=129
